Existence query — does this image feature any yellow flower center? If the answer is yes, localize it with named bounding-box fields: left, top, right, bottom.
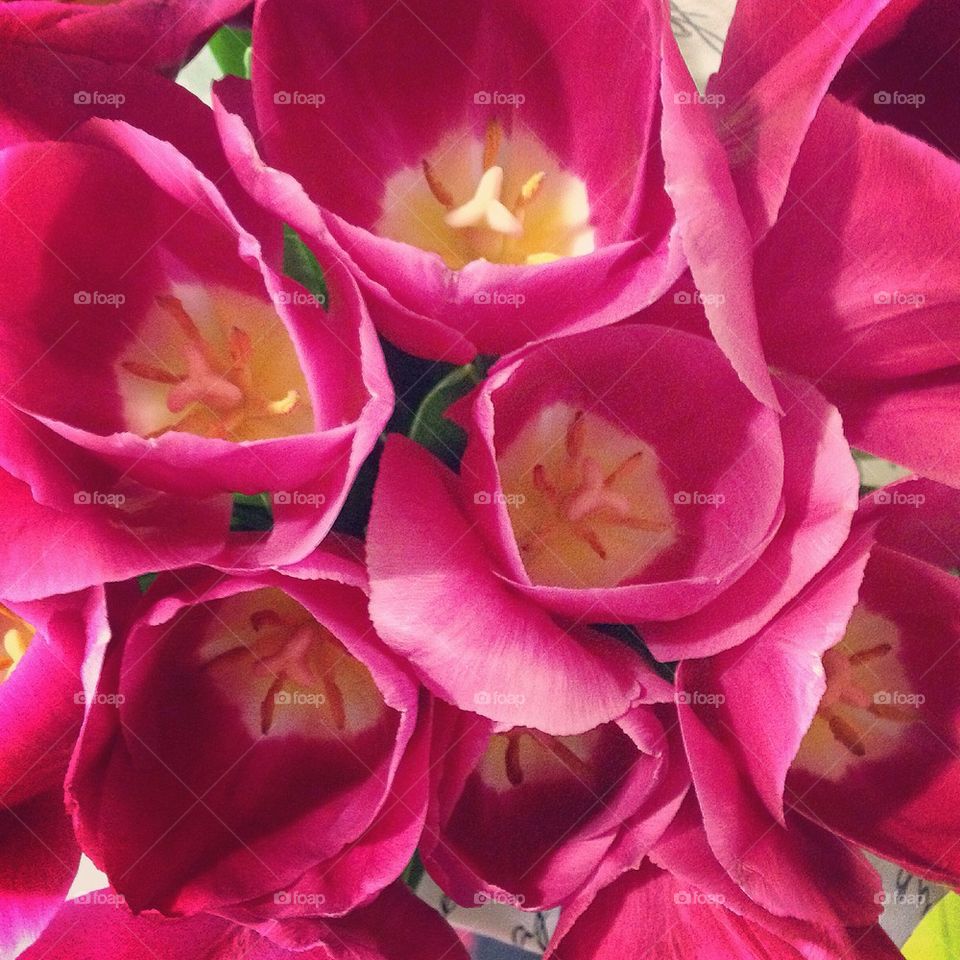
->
left=0, top=605, right=34, bottom=684
left=794, top=606, right=919, bottom=781
left=497, top=403, right=677, bottom=588
left=478, top=727, right=603, bottom=793
left=376, top=120, right=595, bottom=269
left=200, top=589, right=385, bottom=740
left=117, top=287, right=314, bottom=441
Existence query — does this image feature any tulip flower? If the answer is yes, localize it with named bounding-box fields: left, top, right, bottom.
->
left=0, top=0, right=249, bottom=72
left=67, top=544, right=428, bottom=918
left=677, top=478, right=960, bottom=932
left=366, top=324, right=857, bottom=733
left=19, top=881, right=469, bottom=960
left=704, top=0, right=960, bottom=483
left=0, top=587, right=108, bottom=957
left=422, top=691, right=688, bottom=911
left=0, top=113, right=391, bottom=601
left=211, top=0, right=777, bottom=410
left=545, top=797, right=902, bottom=959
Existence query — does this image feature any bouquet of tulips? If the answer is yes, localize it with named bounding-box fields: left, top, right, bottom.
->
left=1, top=1, right=958, bottom=958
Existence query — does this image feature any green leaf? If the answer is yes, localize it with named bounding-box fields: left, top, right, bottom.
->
left=207, top=27, right=252, bottom=80
left=401, top=851, right=425, bottom=891
left=283, top=225, right=328, bottom=308
left=904, top=892, right=960, bottom=959
left=408, top=357, right=493, bottom=468
left=231, top=492, right=273, bottom=532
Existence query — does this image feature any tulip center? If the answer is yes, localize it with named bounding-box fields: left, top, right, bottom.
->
left=496, top=403, right=677, bottom=588
left=200, top=589, right=384, bottom=740
left=117, top=288, right=314, bottom=441
left=479, top=727, right=602, bottom=793
left=376, top=120, right=595, bottom=269
left=793, top=605, right=918, bottom=781
left=0, top=605, right=34, bottom=684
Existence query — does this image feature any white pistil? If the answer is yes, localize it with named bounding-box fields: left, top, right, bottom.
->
left=444, top=166, right=523, bottom=236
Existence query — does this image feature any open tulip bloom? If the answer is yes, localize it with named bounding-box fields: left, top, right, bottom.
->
left=1, top=1, right=960, bottom=959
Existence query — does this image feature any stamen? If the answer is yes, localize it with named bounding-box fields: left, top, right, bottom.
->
left=504, top=733, right=524, bottom=786
left=422, top=159, right=455, bottom=208
left=605, top=451, right=645, bottom=487
left=528, top=729, right=594, bottom=780
left=323, top=676, right=347, bottom=731
left=532, top=464, right=558, bottom=500
left=156, top=295, right=220, bottom=370
left=581, top=528, right=608, bottom=560
left=826, top=711, right=866, bottom=757
left=121, top=360, right=183, bottom=385
left=565, top=410, right=586, bottom=459
left=483, top=119, right=502, bottom=172
left=261, top=673, right=286, bottom=734
left=849, top=643, right=893, bottom=666
left=262, top=390, right=300, bottom=417
left=515, top=171, right=546, bottom=211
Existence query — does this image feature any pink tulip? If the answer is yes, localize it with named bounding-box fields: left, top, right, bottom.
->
left=67, top=543, right=428, bottom=918
left=545, top=796, right=902, bottom=959
left=421, top=689, right=688, bottom=911
left=677, top=478, right=960, bottom=931
left=201, top=0, right=777, bottom=408
left=366, top=325, right=858, bottom=733
left=705, top=0, right=960, bottom=483
left=0, top=586, right=108, bottom=957
left=0, top=111, right=391, bottom=601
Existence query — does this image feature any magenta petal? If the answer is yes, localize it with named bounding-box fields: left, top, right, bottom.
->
left=713, top=0, right=891, bottom=237
left=659, top=19, right=777, bottom=409
left=18, top=894, right=296, bottom=960
left=678, top=534, right=883, bottom=927
left=0, top=787, right=80, bottom=959
left=0, top=1, right=248, bottom=72
left=791, top=546, right=960, bottom=887
left=644, top=375, right=858, bottom=659
left=367, top=436, right=656, bottom=735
